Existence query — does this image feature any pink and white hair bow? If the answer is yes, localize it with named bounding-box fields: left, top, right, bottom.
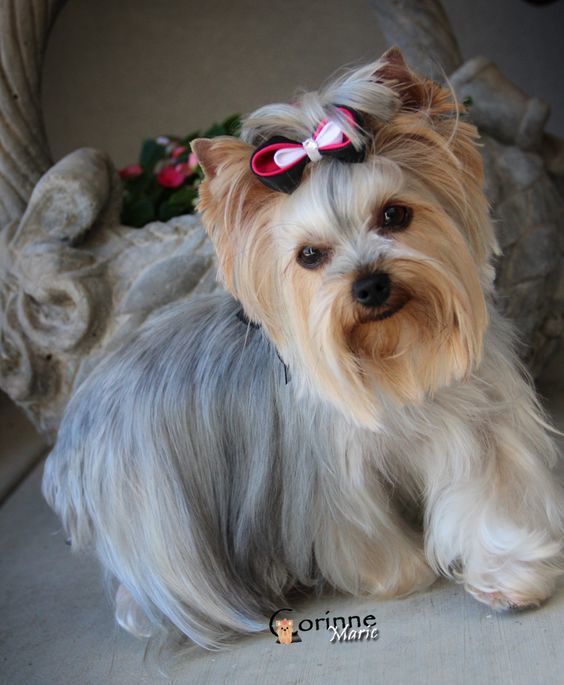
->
left=250, top=105, right=365, bottom=193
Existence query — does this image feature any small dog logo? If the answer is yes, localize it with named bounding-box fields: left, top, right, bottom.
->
left=270, top=609, right=302, bottom=644
left=275, top=618, right=294, bottom=645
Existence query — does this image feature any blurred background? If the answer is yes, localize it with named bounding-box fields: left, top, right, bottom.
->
left=42, top=0, right=564, bottom=167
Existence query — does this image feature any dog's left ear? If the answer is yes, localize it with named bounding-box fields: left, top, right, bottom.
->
left=378, top=46, right=408, bottom=72
left=372, top=47, right=430, bottom=110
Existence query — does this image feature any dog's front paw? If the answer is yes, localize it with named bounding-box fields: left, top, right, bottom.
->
left=464, top=557, right=562, bottom=612
left=465, top=586, right=544, bottom=611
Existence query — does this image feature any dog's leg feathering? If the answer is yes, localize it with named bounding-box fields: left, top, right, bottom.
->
left=421, top=315, right=563, bottom=610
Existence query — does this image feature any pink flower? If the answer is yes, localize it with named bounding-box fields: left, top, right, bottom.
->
left=171, top=145, right=187, bottom=159
left=118, top=163, right=142, bottom=180
left=188, top=152, right=199, bottom=171
left=156, top=165, right=187, bottom=188
left=174, top=162, right=193, bottom=175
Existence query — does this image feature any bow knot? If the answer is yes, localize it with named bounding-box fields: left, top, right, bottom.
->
left=250, top=106, right=365, bottom=193
left=301, top=136, right=322, bottom=162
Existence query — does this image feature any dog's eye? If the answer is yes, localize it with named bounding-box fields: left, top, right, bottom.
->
left=297, top=246, right=329, bottom=269
left=381, top=205, right=412, bottom=231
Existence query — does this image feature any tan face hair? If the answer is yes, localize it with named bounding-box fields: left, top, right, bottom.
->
left=191, top=136, right=288, bottom=336
left=191, top=50, right=494, bottom=428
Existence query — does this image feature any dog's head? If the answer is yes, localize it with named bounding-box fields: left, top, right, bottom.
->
left=275, top=618, right=294, bottom=644
left=192, top=48, right=498, bottom=429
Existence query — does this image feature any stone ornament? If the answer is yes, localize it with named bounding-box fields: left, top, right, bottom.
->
left=0, top=0, right=562, bottom=438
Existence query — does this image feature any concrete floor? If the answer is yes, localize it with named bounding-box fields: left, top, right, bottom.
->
left=1, top=353, right=563, bottom=685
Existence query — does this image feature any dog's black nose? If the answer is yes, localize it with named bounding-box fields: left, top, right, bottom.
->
left=352, top=272, right=391, bottom=308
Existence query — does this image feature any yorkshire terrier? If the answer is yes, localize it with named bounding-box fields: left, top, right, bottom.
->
left=43, top=48, right=563, bottom=649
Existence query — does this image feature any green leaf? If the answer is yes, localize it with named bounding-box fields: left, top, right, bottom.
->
left=222, top=114, right=241, bottom=136
left=146, top=180, right=166, bottom=205
left=139, top=139, right=166, bottom=170
left=462, top=96, right=473, bottom=108
left=202, top=121, right=226, bottom=137
left=157, top=201, right=192, bottom=221
left=124, top=170, right=153, bottom=195
left=121, top=195, right=155, bottom=228
left=168, top=185, right=198, bottom=207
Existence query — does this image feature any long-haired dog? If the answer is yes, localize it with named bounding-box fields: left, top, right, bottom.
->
left=43, top=48, right=563, bottom=649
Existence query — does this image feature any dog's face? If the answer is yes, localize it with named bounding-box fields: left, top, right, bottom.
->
left=275, top=618, right=294, bottom=644
left=192, top=49, right=498, bottom=428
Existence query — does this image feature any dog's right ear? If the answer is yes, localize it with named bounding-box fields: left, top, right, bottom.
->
left=190, top=138, right=220, bottom=179
left=378, top=46, right=408, bottom=72
left=190, top=137, right=253, bottom=180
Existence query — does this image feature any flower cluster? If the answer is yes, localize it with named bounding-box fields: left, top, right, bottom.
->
left=119, top=114, right=240, bottom=228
